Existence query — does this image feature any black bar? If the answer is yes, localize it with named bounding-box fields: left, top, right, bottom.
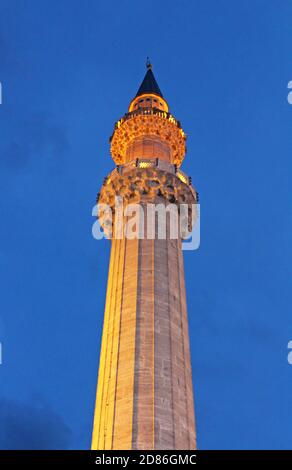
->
left=0, top=450, right=292, bottom=466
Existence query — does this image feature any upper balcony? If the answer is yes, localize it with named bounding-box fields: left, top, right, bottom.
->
left=110, top=107, right=184, bottom=143
left=109, top=107, right=187, bottom=167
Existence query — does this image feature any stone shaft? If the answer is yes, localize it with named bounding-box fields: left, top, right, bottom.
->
left=92, top=207, right=196, bottom=449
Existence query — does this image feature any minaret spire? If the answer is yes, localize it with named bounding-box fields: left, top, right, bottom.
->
left=135, top=60, right=163, bottom=98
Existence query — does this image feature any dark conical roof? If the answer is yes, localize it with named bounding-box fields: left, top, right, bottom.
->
left=136, top=63, right=163, bottom=98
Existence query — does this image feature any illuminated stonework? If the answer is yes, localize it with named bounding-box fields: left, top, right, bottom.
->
left=98, top=161, right=197, bottom=237
left=110, top=109, right=186, bottom=166
left=92, top=63, right=197, bottom=450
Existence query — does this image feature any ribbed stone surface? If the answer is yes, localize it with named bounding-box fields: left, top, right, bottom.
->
left=91, top=206, right=196, bottom=450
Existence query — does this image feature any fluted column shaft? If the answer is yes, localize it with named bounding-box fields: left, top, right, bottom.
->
left=92, top=203, right=196, bottom=450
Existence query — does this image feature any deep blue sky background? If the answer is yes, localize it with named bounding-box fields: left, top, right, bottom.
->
left=0, top=0, right=292, bottom=449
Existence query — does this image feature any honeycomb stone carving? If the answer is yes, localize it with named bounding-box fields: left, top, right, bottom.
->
left=110, top=114, right=186, bottom=166
left=97, top=166, right=197, bottom=237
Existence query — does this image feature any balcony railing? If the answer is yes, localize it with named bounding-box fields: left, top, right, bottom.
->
left=98, top=158, right=199, bottom=202
left=110, top=107, right=183, bottom=142
left=103, top=159, right=192, bottom=186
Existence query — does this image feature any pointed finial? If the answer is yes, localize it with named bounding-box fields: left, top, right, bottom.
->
left=146, top=57, right=152, bottom=70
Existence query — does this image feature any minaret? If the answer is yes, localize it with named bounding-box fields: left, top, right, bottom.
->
left=92, top=62, right=197, bottom=450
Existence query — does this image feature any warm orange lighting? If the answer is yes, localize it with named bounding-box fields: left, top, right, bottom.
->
left=128, top=93, right=169, bottom=113
left=110, top=113, right=186, bottom=166
left=138, top=161, right=153, bottom=168
left=177, top=171, right=188, bottom=184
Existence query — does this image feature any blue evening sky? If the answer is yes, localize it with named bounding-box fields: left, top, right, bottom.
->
left=0, top=0, right=291, bottom=449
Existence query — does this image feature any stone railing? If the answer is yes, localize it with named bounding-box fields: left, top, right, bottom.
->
left=112, top=158, right=192, bottom=186
left=98, top=158, right=198, bottom=203
left=110, top=107, right=183, bottom=142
